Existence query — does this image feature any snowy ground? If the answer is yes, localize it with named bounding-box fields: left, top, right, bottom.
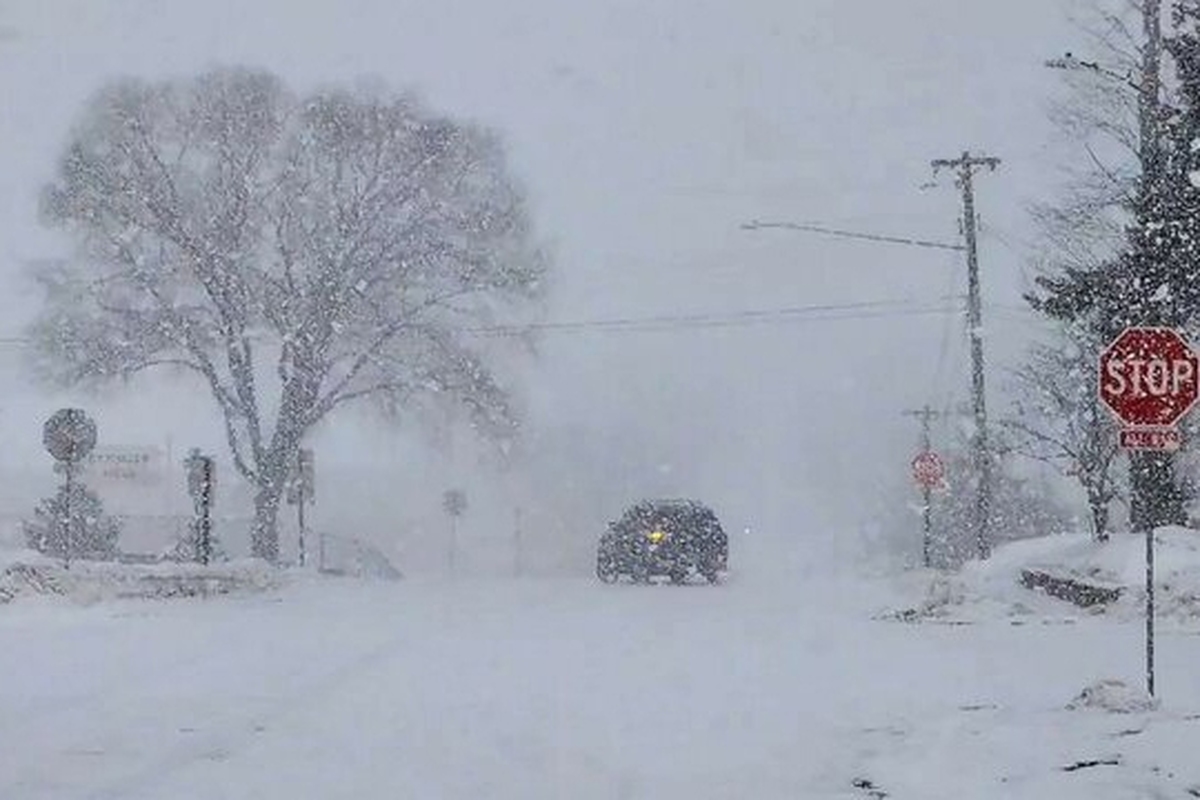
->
left=2, top=531, right=1200, bottom=799
left=888, top=526, right=1200, bottom=625
left=0, top=552, right=286, bottom=605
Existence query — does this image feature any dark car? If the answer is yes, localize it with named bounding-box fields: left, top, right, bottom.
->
left=596, top=498, right=728, bottom=585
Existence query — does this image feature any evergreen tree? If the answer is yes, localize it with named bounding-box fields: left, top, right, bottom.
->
left=23, top=480, right=121, bottom=561
left=1029, top=3, right=1200, bottom=532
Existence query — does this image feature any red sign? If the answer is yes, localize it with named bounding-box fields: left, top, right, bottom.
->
left=1119, top=427, right=1182, bottom=451
left=911, top=451, right=944, bottom=488
left=1099, top=327, right=1199, bottom=428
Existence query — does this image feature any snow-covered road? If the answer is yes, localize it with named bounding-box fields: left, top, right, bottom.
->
left=3, top=539, right=1200, bottom=799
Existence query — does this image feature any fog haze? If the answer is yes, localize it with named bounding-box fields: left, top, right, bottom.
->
left=0, top=0, right=1082, bottom=571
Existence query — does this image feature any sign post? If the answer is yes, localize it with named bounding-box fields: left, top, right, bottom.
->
left=514, top=506, right=524, bottom=578
left=42, top=409, right=98, bottom=569
left=1098, top=326, right=1200, bottom=698
left=911, top=451, right=945, bottom=568
left=442, top=489, right=467, bottom=575
left=185, top=449, right=216, bottom=565
left=287, top=448, right=315, bottom=567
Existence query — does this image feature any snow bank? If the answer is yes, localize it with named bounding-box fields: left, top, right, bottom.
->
left=882, top=527, right=1200, bottom=624
left=0, top=555, right=288, bottom=605
left=1067, top=679, right=1160, bottom=714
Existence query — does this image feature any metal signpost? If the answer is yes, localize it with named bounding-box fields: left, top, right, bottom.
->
left=185, top=449, right=216, bottom=565
left=42, top=408, right=98, bottom=569
left=514, top=506, right=523, bottom=578
left=287, top=448, right=315, bottom=567
left=1098, top=326, right=1200, bottom=698
left=443, top=489, right=467, bottom=575
left=911, top=451, right=945, bottom=568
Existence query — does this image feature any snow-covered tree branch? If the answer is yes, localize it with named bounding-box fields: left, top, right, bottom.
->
left=1000, top=327, right=1122, bottom=539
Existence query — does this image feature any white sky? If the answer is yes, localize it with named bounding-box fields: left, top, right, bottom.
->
left=0, top=0, right=1097, bottom=545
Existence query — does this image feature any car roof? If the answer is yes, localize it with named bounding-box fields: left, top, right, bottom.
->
left=628, top=498, right=714, bottom=513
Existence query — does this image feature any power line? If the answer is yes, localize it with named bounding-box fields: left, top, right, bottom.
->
left=740, top=220, right=965, bottom=252
left=931, top=252, right=965, bottom=406
left=463, top=299, right=959, bottom=336
left=0, top=299, right=960, bottom=352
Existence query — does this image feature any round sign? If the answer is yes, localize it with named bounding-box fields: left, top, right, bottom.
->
left=442, top=489, right=467, bottom=517
left=42, top=408, right=97, bottom=463
left=911, top=451, right=944, bottom=488
left=1099, top=327, right=1200, bottom=428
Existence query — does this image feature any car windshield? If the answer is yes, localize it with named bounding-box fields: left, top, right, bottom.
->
left=2, top=1, right=1198, bottom=798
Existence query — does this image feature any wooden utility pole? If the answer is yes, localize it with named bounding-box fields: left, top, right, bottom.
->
left=932, top=151, right=1000, bottom=561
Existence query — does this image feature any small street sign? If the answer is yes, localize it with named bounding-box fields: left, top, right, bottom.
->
left=911, top=451, right=945, bottom=488
left=185, top=449, right=216, bottom=501
left=43, top=408, right=97, bottom=464
left=443, top=489, right=468, bottom=518
left=1119, top=427, right=1182, bottom=451
left=287, top=448, right=315, bottom=505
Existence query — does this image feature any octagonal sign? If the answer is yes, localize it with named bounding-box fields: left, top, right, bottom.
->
left=1099, top=327, right=1200, bottom=428
left=911, top=451, right=944, bottom=488
left=42, top=408, right=97, bottom=464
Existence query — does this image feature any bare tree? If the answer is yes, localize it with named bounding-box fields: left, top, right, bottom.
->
left=28, top=67, right=548, bottom=562
left=1000, top=326, right=1122, bottom=540
left=1031, top=0, right=1148, bottom=275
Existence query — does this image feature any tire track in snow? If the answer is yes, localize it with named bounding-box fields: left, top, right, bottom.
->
left=78, top=631, right=412, bottom=800
left=0, top=585, right=406, bottom=800
left=0, top=593, right=294, bottom=738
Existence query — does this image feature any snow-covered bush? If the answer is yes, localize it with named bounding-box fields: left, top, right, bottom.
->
left=21, top=480, right=121, bottom=561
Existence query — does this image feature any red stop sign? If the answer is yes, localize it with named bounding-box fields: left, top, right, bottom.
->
left=911, top=451, right=944, bottom=488
left=1099, top=327, right=1200, bottom=427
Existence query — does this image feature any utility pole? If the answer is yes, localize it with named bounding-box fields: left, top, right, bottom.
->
left=932, top=151, right=1000, bottom=561
left=738, top=156, right=997, bottom=563
left=1139, top=0, right=1161, bottom=185
left=903, top=405, right=945, bottom=567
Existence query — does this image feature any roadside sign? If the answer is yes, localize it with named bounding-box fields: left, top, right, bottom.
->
left=80, top=445, right=166, bottom=485
left=43, top=408, right=97, bottom=463
left=185, top=450, right=216, bottom=501
left=443, top=489, right=467, bottom=518
left=911, top=451, right=944, bottom=488
left=1119, top=428, right=1182, bottom=451
left=1096, top=326, right=1198, bottom=699
left=1100, top=327, right=1199, bottom=450
left=287, top=448, right=315, bottom=505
